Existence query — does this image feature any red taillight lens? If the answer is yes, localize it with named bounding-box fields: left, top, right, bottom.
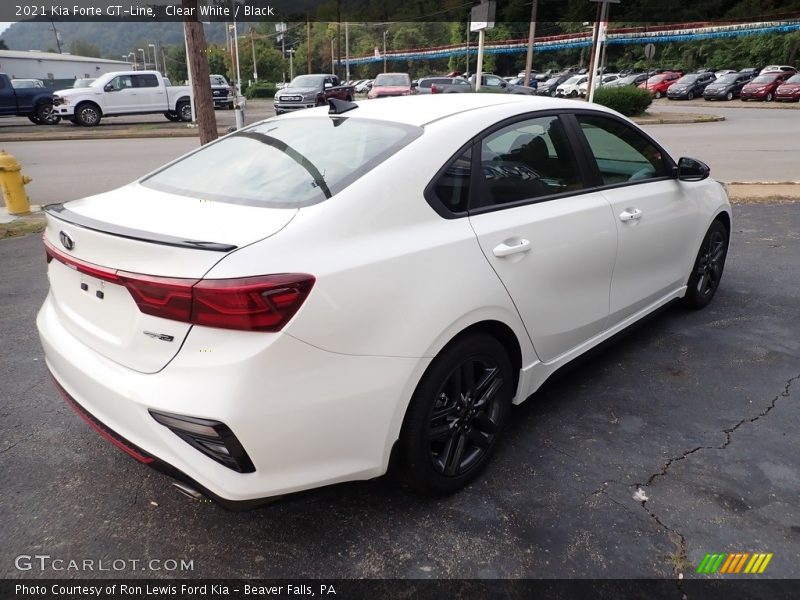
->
left=44, top=237, right=315, bottom=332
left=431, top=84, right=439, bottom=94
left=192, top=275, right=315, bottom=332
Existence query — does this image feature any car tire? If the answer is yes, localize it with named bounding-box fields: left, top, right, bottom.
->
left=164, top=112, right=181, bottom=122
left=75, top=102, right=101, bottom=127
left=726, top=91, right=733, bottom=100
left=684, top=220, right=729, bottom=309
left=766, top=92, right=774, bottom=102
left=655, top=91, right=662, bottom=99
left=399, top=332, right=513, bottom=494
left=28, top=115, right=41, bottom=125
left=177, top=101, right=192, bottom=122
left=345, top=94, right=353, bottom=102
left=36, top=103, right=61, bottom=125
left=687, top=91, right=694, bottom=100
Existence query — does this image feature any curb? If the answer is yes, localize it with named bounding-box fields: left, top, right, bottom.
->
left=633, top=113, right=725, bottom=125
left=724, top=182, right=800, bottom=203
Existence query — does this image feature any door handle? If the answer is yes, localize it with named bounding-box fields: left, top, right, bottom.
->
left=492, top=239, right=531, bottom=258
left=619, top=208, right=642, bottom=222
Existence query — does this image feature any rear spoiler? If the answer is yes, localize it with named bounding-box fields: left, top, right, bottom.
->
left=44, top=203, right=237, bottom=253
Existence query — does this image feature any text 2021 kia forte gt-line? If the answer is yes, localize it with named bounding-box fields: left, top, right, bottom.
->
left=38, top=94, right=731, bottom=509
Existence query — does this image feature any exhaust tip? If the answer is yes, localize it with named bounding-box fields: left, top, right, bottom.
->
left=172, top=481, right=206, bottom=501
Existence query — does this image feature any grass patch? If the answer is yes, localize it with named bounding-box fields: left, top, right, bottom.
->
left=0, top=220, right=45, bottom=240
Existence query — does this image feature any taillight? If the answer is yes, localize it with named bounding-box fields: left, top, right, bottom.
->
left=44, top=237, right=314, bottom=332
left=431, top=83, right=439, bottom=94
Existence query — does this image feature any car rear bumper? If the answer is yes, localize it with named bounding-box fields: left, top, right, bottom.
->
left=37, top=293, right=424, bottom=507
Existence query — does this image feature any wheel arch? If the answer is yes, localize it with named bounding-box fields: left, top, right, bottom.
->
left=75, top=99, right=102, bottom=116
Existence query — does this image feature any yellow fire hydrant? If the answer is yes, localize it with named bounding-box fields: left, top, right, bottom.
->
left=0, top=150, right=33, bottom=215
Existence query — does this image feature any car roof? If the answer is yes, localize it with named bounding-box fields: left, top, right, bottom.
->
left=279, top=93, right=612, bottom=128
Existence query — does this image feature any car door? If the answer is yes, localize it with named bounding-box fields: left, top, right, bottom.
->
left=571, top=112, right=701, bottom=325
left=465, top=113, right=618, bottom=363
left=103, top=74, right=137, bottom=113
left=132, top=73, right=164, bottom=111
left=481, top=75, right=507, bottom=93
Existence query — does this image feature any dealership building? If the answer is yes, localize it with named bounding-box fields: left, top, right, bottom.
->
left=0, top=50, right=130, bottom=88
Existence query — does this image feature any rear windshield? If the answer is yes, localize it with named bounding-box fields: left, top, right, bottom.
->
left=375, top=74, right=411, bottom=86
left=141, top=117, right=422, bottom=208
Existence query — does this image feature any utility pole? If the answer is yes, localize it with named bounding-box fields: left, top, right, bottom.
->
left=336, top=0, right=341, bottom=79
left=307, top=17, right=312, bottom=74
left=49, top=20, right=62, bottom=53
left=345, top=22, right=350, bottom=81
left=383, top=30, right=387, bottom=73
left=588, top=0, right=612, bottom=103
left=182, top=0, right=217, bottom=145
left=586, top=2, right=602, bottom=102
left=251, top=30, right=258, bottom=81
left=522, top=0, right=538, bottom=87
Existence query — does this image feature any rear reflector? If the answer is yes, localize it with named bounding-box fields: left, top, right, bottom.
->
left=44, top=237, right=314, bottom=332
left=150, top=410, right=255, bottom=473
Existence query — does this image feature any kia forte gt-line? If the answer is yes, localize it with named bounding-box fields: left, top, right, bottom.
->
left=37, top=94, right=731, bottom=509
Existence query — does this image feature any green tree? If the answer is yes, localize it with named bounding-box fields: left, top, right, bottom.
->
left=68, top=39, right=101, bottom=58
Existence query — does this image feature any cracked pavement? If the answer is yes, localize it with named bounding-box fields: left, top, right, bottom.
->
left=1, top=202, right=799, bottom=580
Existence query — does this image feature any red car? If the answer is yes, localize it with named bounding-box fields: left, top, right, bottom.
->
left=740, top=70, right=795, bottom=101
left=775, top=73, right=800, bottom=102
left=367, top=72, right=417, bottom=99
left=638, top=72, right=683, bottom=98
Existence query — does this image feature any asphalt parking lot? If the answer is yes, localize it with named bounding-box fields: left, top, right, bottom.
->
left=1, top=200, right=798, bottom=580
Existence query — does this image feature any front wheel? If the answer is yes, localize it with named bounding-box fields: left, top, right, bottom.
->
left=765, top=92, right=774, bottom=102
left=177, top=101, right=192, bottom=122
left=28, top=115, right=41, bottom=125
left=654, top=91, right=662, bottom=99
left=164, top=112, right=181, bottom=122
left=685, top=220, right=729, bottom=309
left=687, top=91, right=694, bottom=100
left=75, top=103, right=101, bottom=127
left=399, top=333, right=513, bottom=494
left=726, top=91, right=734, bottom=101
left=36, top=103, right=60, bottom=125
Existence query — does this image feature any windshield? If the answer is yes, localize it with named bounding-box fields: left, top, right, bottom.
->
left=142, top=118, right=422, bottom=208
left=648, top=74, right=669, bottom=83
left=289, top=75, right=325, bottom=88
left=675, top=75, right=699, bottom=84
left=751, top=74, right=780, bottom=84
left=715, top=74, right=739, bottom=84
left=210, top=75, right=228, bottom=86
left=563, top=75, right=582, bottom=85
left=785, top=74, right=800, bottom=84
left=374, top=74, right=411, bottom=86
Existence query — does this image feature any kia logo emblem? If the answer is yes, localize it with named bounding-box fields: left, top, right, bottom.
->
left=59, top=230, right=75, bottom=251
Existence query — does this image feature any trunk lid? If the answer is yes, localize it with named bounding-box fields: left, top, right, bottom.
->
left=44, top=183, right=297, bottom=373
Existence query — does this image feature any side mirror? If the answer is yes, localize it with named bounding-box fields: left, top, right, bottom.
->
left=500, top=81, right=507, bottom=88
left=104, top=84, right=115, bottom=92
left=677, top=157, right=710, bottom=181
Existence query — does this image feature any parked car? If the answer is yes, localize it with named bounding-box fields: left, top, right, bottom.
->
left=355, top=79, right=373, bottom=94
left=11, top=78, right=45, bottom=88
left=0, top=72, right=58, bottom=125
left=738, top=67, right=761, bottom=77
left=605, top=73, right=649, bottom=88
left=702, top=72, right=754, bottom=101
left=578, top=73, right=619, bottom=96
left=740, top=71, right=795, bottom=101
left=639, top=71, right=683, bottom=98
left=52, top=71, right=192, bottom=126
left=368, top=73, right=417, bottom=99
left=761, top=65, right=797, bottom=73
left=666, top=72, right=716, bottom=100
left=469, top=73, right=537, bottom=95
left=536, top=74, right=571, bottom=96
left=37, top=94, right=730, bottom=508
left=505, top=76, right=538, bottom=90
left=72, top=78, right=96, bottom=88
left=273, top=74, right=355, bottom=114
left=774, top=73, right=800, bottom=102
left=714, top=69, right=738, bottom=78
left=556, top=75, right=588, bottom=97
left=417, top=76, right=471, bottom=94
left=210, top=74, right=234, bottom=109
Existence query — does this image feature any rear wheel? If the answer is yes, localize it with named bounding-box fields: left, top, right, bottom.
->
left=685, top=220, right=729, bottom=309
left=75, top=102, right=101, bottom=127
left=400, top=333, right=513, bottom=494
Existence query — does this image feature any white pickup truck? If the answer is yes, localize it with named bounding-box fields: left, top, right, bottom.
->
left=52, top=70, right=192, bottom=126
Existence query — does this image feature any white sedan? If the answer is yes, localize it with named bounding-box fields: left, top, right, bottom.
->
left=37, top=94, right=731, bottom=509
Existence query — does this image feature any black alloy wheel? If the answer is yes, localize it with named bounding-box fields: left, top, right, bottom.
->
left=400, top=333, right=513, bottom=493
left=685, top=220, right=728, bottom=309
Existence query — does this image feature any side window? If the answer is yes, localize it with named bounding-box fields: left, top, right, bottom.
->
left=577, top=115, right=669, bottom=185
left=133, top=74, right=159, bottom=88
left=475, top=115, right=583, bottom=207
left=430, top=148, right=472, bottom=214
left=485, top=76, right=504, bottom=88
left=108, top=75, right=133, bottom=90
